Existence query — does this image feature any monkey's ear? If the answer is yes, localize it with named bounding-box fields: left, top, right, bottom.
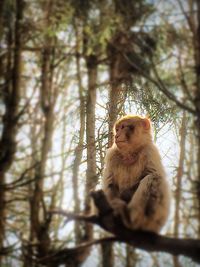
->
left=142, top=118, right=151, bottom=130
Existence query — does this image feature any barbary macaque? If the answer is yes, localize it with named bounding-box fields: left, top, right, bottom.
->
left=102, top=115, right=170, bottom=233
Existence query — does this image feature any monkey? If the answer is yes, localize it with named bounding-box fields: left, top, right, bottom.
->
left=101, top=115, right=171, bottom=233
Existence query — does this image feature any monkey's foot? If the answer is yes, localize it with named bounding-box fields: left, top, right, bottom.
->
left=110, top=199, right=131, bottom=228
left=90, top=190, right=132, bottom=231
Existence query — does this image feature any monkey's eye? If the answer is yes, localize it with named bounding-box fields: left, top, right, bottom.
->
left=128, top=125, right=135, bottom=131
left=121, top=125, right=125, bottom=129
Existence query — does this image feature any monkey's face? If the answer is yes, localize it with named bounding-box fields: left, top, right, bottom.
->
left=115, top=120, right=135, bottom=149
left=114, top=117, right=151, bottom=153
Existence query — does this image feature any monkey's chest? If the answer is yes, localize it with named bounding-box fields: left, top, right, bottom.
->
left=112, top=164, right=142, bottom=192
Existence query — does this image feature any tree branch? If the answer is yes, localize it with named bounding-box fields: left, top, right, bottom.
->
left=122, top=53, right=196, bottom=115
left=50, top=190, right=200, bottom=264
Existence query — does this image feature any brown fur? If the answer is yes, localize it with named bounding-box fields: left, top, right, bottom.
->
left=102, top=115, right=171, bottom=233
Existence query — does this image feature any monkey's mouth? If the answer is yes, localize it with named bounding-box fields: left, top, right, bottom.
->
left=115, top=140, right=127, bottom=144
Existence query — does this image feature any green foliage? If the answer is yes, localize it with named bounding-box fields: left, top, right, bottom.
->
left=139, top=87, right=176, bottom=127
left=126, top=79, right=177, bottom=128
left=1, top=0, right=15, bottom=29
left=114, top=0, right=154, bottom=28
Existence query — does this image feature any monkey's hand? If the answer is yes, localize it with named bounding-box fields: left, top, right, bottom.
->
left=110, top=198, right=131, bottom=228
left=110, top=198, right=126, bottom=209
left=90, top=189, right=113, bottom=216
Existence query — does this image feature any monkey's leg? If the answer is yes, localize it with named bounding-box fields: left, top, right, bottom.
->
left=127, top=174, right=168, bottom=232
left=110, top=198, right=131, bottom=228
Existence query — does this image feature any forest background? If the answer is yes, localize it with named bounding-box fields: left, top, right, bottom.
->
left=0, top=0, right=200, bottom=266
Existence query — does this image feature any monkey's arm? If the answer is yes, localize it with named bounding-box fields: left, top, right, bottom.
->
left=102, top=166, right=131, bottom=224
left=102, top=165, right=119, bottom=200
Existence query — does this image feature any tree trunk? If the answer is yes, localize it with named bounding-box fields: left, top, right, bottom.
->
left=69, top=54, right=98, bottom=266
left=24, top=118, right=39, bottom=267
left=30, top=42, right=56, bottom=265
left=0, top=0, right=5, bottom=39
left=108, top=48, right=125, bottom=146
left=72, top=26, right=86, bottom=244
left=173, top=112, right=187, bottom=267
left=126, top=245, right=137, bottom=267
left=0, top=0, right=23, bottom=257
left=101, top=243, right=114, bottom=267
left=193, top=0, right=200, bottom=237
left=84, top=55, right=98, bottom=240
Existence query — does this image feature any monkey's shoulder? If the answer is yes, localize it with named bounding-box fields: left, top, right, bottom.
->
left=104, top=143, right=166, bottom=178
left=145, top=143, right=166, bottom=177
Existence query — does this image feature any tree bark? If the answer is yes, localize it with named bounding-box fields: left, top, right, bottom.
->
left=101, top=243, right=113, bottom=267
left=0, top=0, right=23, bottom=257
left=193, top=0, right=200, bottom=237
left=107, top=38, right=126, bottom=146
left=68, top=54, right=98, bottom=267
left=84, top=54, right=98, bottom=240
left=72, top=24, right=86, bottom=244
left=29, top=9, right=57, bottom=259
left=0, top=0, right=5, bottom=38
left=173, top=112, right=186, bottom=267
left=126, top=245, right=137, bottom=267
left=24, top=116, right=39, bottom=267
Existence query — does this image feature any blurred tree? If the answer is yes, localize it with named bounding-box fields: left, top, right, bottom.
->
left=29, top=0, right=58, bottom=263
left=100, top=1, right=156, bottom=265
left=0, top=0, right=200, bottom=266
left=173, top=111, right=187, bottom=267
left=72, top=22, right=86, bottom=245
left=0, top=0, right=24, bottom=260
left=106, top=0, right=155, bottom=144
